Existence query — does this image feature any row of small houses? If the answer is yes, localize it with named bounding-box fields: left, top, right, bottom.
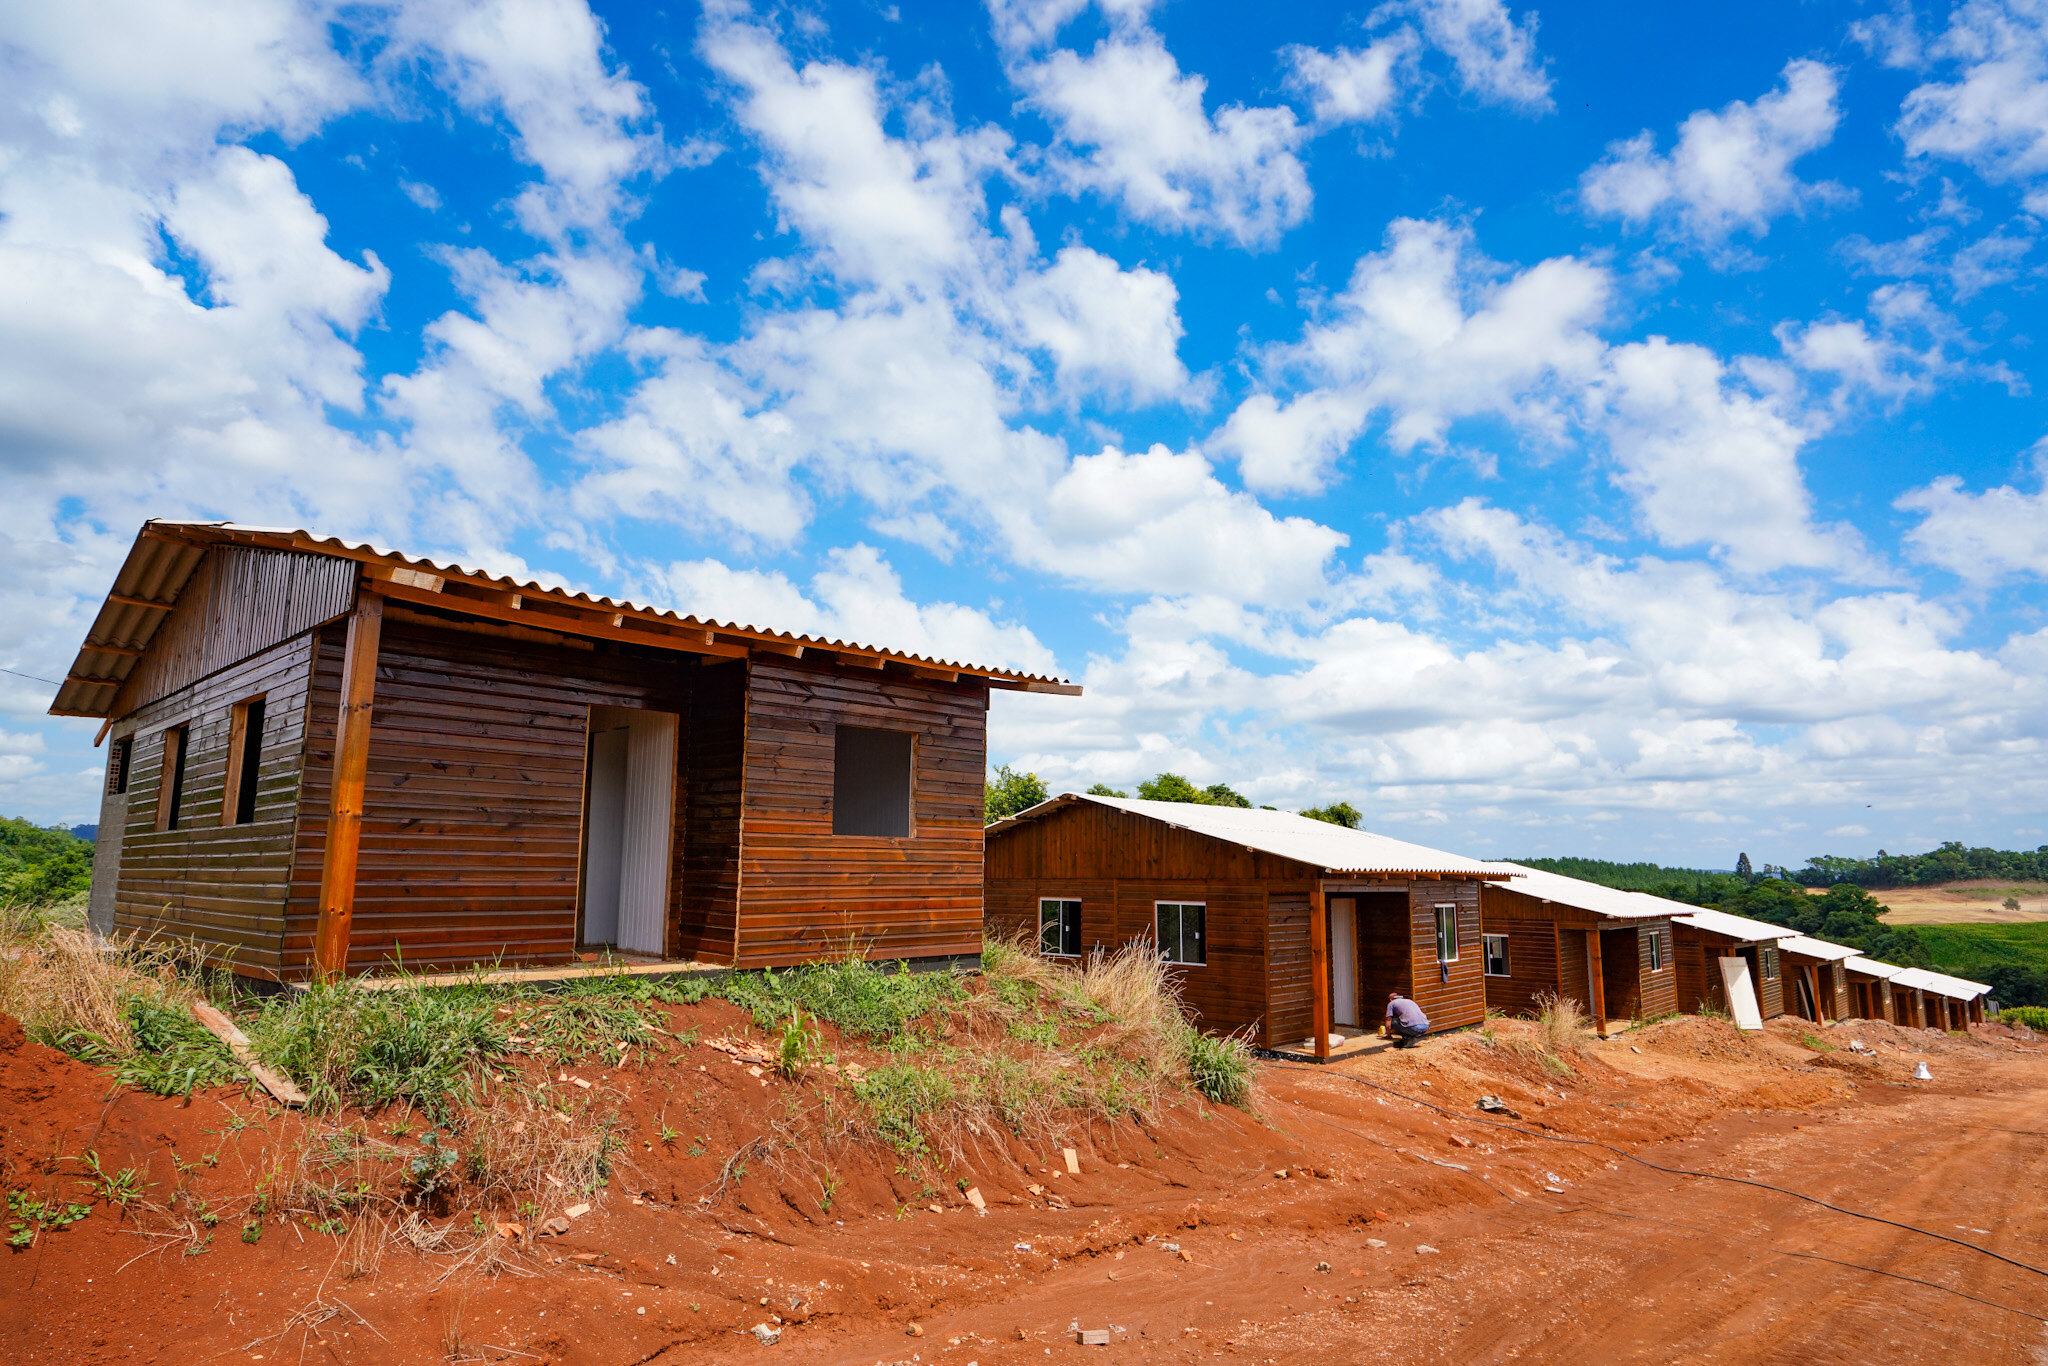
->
left=56, top=523, right=1990, bottom=1059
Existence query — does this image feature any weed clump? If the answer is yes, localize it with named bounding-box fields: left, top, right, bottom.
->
left=246, top=980, right=511, bottom=1118
left=2000, top=1004, right=2048, bottom=1031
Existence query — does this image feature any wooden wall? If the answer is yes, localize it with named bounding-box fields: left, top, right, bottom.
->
left=1475, top=917, right=1559, bottom=1017
left=676, top=662, right=744, bottom=962
left=1399, top=881, right=1485, bottom=1033
left=733, top=658, right=990, bottom=967
left=1673, top=928, right=1722, bottom=1014
left=1559, top=931, right=1590, bottom=1012
left=113, top=547, right=354, bottom=716
left=284, top=621, right=691, bottom=976
left=111, top=633, right=318, bottom=978
left=984, top=875, right=1298, bottom=1043
left=1265, top=892, right=1312, bottom=1046
left=1635, top=921, right=1677, bottom=1020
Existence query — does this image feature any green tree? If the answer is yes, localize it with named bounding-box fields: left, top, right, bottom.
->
left=1084, top=783, right=1127, bottom=797
left=1199, top=783, right=1251, bottom=808
left=1300, top=801, right=1361, bottom=828
left=1135, top=772, right=1204, bottom=803
left=983, top=765, right=1049, bottom=823
left=1735, top=851, right=1754, bottom=880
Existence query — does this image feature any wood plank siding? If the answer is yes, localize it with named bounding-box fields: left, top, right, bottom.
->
left=676, top=661, right=744, bottom=963
left=1264, top=892, right=1313, bottom=1046
left=1399, top=883, right=1486, bottom=1034
left=734, top=658, right=990, bottom=968
left=111, top=633, right=319, bottom=977
left=112, top=547, right=355, bottom=716
left=284, top=621, right=693, bottom=976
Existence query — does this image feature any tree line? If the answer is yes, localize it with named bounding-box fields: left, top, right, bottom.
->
left=1791, top=841, right=2048, bottom=889
left=984, top=767, right=1359, bottom=829
left=1, top=817, right=94, bottom=904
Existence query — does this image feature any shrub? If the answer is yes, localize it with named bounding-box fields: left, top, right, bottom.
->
left=1534, top=993, right=1592, bottom=1059
left=1181, top=1027, right=1254, bottom=1107
left=248, top=978, right=510, bottom=1117
left=2000, top=1004, right=2048, bottom=1031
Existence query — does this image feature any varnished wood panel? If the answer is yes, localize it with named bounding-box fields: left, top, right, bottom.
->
left=1265, top=892, right=1311, bottom=1047
left=676, top=661, right=744, bottom=962
left=1558, top=929, right=1590, bottom=1012
left=1404, top=883, right=1485, bottom=1032
left=1479, top=917, right=1560, bottom=1017
left=111, top=633, right=318, bottom=977
left=1636, top=921, right=1677, bottom=1020
left=285, top=622, right=691, bottom=976
left=113, top=547, right=355, bottom=716
left=733, top=658, right=990, bottom=967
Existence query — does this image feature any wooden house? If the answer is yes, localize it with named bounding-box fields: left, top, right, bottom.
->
left=1889, top=970, right=1934, bottom=1028
left=1476, top=864, right=1677, bottom=1036
left=1843, top=956, right=1902, bottom=1023
left=1668, top=907, right=1801, bottom=1022
left=54, top=522, right=1077, bottom=982
left=1776, top=935, right=1858, bottom=1023
left=983, top=795, right=1514, bottom=1059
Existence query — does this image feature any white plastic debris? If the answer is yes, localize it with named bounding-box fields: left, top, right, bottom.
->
left=1914, top=1061, right=1933, bottom=1080
left=750, top=1324, right=781, bottom=1345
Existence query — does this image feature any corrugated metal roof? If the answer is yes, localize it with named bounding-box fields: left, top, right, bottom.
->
left=1844, top=955, right=1906, bottom=980
left=1908, top=967, right=1991, bottom=1000
left=1670, top=907, right=1803, bottom=943
left=52, top=521, right=1077, bottom=717
left=1777, top=934, right=1860, bottom=963
left=1477, top=863, right=1667, bottom=920
left=988, top=793, right=1516, bottom=878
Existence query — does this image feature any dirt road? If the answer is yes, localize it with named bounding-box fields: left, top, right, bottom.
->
left=7, top=1014, right=2046, bottom=1365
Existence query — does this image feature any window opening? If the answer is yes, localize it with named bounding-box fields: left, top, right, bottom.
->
left=224, top=697, right=266, bottom=826
left=106, top=736, right=132, bottom=796
left=157, top=725, right=189, bottom=831
left=1761, top=946, right=1779, bottom=980
left=832, top=726, right=914, bottom=837
left=1434, top=905, right=1459, bottom=962
left=1039, top=898, right=1082, bottom=957
left=1647, top=928, right=1664, bottom=972
left=1155, top=902, right=1205, bottom=966
left=1483, top=933, right=1510, bottom=977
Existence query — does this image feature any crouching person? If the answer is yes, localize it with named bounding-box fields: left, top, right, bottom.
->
left=1385, top=991, right=1430, bottom=1048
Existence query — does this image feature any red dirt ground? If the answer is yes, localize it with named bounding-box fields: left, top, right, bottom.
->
left=5, top=1006, right=2047, bottom=1365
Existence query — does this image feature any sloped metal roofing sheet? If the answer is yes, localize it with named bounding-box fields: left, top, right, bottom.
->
left=52, top=521, right=1076, bottom=717
left=1476, top=863, right=1668, bottom=919
left=1670, top=907, right=1803, bottom=943
left=1777, top=934, right=1861, bottom=963
left=1844, top=955, right=1906, bottom=980
left=988, top=794, right=1516, bottom=878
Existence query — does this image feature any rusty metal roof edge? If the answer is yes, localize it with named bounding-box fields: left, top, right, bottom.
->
left=45, top=521, right=1074, bottom=711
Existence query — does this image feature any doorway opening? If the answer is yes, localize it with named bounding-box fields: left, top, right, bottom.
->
left=1349, top=892, right=1412, bottom=1021
left=1328, top=897, right=1359, bottom=1027
left=578, top=705, right=679, bottom=957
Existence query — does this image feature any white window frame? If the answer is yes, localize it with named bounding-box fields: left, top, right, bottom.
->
left=1482, top=932, right=1510, bottom=977
left=1154, top=901, right=1207, bottom=967
left=1646, top=928, right=1665, bottom=972
left=1434, top=904, right=1459, bottom=963
left=1760, top=946, right=1780, bottom=981
left=1038, top=897, right=1082, bottom=958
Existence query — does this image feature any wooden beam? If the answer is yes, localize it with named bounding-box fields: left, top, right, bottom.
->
left=374, top=579, right=749, bottom=659
left=64, top=672, right=121, bottom=688
left=906, top=664, right=957, bottom=682
left=751, top=639, right=804, bottom=658
left=312, top=591, right=384, bottom=983
left=93, top=719, right=113, bottom=748
left=106, top=593, right=175, bottom=611
left=838, top=651, right=885, bottom=669
left=1586, top=929, right=1608, bottom=1038
left=81, top=642, right=145, bottom=657
left=990, top=679, right=1085, bottom=695
left=1309, top=881, right=1331, bottom=1061
left=362, top=562, right=445, bottom=592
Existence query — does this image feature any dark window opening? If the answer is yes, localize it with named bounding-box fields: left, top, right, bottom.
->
left=1039, top=898, right=1082, bottom=957
left=107, top=737, right=132, bottom=796
left=832, top=726, right=914, bottom=837
left=226, top=697, right=266, bottom=825
left=158, top=725, right=189, bottom=831
left=1155, top=902, right=1205, bottom=966
left=1483, top=933, right=1510, bottom=977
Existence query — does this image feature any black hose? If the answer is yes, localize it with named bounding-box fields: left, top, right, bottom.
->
left=1272, top=1062, right=2048, bottom=1281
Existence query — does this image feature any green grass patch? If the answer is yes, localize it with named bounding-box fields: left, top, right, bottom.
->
left=48, top=989, right=244, bottom=1097
left=708, top=955, right=967, bottom=1040
left=1915, top=922, right=2048, bottom=1008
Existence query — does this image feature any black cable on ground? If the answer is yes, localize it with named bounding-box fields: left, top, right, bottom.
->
left=1283, top=1102, right=2048, bottom=1326
left=1271, top=1061, right=2048, bottom=1281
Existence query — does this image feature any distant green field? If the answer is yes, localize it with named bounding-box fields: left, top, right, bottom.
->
left=1915, top=922, right=2048, bottom=1008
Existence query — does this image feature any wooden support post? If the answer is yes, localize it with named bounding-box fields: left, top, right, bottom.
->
left=1586, top=929, right=1607, bottom=1038
left=1807, top=965, right=1824, bottom=1022
left=1308, top=881, right=1330, bottom=1061
left=311, top=590, right=384, bottom=983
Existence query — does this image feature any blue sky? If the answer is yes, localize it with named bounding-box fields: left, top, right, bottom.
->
left=4, top=0, right=2048, bottom=869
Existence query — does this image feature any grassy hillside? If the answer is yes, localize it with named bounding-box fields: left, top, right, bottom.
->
left=1915, top=922, right=2048, bottom=1009
left=0, top=816, right=92, bottom=904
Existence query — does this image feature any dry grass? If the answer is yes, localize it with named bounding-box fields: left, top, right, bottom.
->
left=1534, top=993, right=1594, bottom=1062
left=461, top=1083, right=623, bottom=1229
left=0, top=902, right=154, bottom=1046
